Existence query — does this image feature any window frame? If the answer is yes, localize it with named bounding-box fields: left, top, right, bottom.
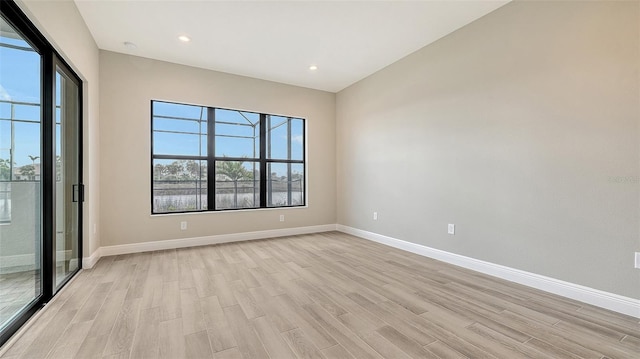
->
left=151, top=100, right=306, bottom=214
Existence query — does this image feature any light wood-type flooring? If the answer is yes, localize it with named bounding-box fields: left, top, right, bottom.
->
left=0, top=270, right=40, bottom=327
left=1, top=232, right=638, bottom=358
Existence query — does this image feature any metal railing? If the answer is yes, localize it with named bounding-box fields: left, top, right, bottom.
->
left=0, top=99, right=55, bottom=182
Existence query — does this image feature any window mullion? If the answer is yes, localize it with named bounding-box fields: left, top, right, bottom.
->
left=260, top=114, right=267, bottom=208
left=287, top=118, right=292, bottom=206
left=207, top=107, right=215, bottom=211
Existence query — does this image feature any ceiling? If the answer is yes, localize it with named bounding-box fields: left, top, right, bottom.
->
left=74, top=0, right=510, bottom=93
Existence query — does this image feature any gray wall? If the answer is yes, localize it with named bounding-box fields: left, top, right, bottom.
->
left=336, top=0, right=640, bottom=299
left=99, top=51, right=336, bottom=247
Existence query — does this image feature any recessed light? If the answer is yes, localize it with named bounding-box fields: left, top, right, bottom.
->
left=309, top=65, right=318, bottom=71
left=178, top=35, right=191, bottom=42
left=123, top=41, right=137, bottom=49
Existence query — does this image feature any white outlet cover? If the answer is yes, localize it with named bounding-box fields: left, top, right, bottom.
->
left=635, top=252, right=640, bottom=269
left=180, top=221, right=187, bottom=230
left=448, top=224, right=455, bottom=235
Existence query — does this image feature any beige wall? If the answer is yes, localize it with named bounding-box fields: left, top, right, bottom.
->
left=99, top=51, right=336, bottom=246
left=16, top=0, right=101, bottom=259
left=337, top=1, right=640, bottom=299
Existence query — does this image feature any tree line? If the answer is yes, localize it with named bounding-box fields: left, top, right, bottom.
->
left=153, top=160, right=252, bottom=182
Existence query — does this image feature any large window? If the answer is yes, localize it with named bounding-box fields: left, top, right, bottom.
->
left=151, top=100, right=305, bottom=214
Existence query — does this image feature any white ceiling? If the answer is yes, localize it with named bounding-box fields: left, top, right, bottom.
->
left=74, top=0, right=510, bottom=93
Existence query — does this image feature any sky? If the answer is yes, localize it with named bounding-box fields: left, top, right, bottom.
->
left=152, top=102, right=305, bottom=178
left=0, top=23, right=42, bottom=168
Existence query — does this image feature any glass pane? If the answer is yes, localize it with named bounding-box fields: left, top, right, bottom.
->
left=215, top=160, right=259, bottom=209
left=13, top=104, right=39, bottom=122
left=0, top=182, right=9, bottom=223
left=153, top=159, right=207, bottom=213
left=154, top=118, right=201, bottom=133
left=152, top=101, right=207, bottom=156
left=267, top=116, right=288, bottom=160
left=267, top=162, right=304, bottom=207
left=267, top=116, right=304, bottom=161
left=0, top=15, right=42, bottom=330
left=153, top=131, right=205, bottom=156
left=291, top=119, right=304, bottom=161
left=54, top=66, right=80, bottom=289
left=215, top=109, right=259, bottom=159
left=0, top=102, right=9, bottom=119
left=13, top=122, right=40, bottom=181
left=291, top=163, right=304, bottom=205
left=0, top=120, right=9, bottom=182
left=154, top=101, right=204, bottom=120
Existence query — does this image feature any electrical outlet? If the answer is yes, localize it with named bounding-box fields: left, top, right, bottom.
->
left=635, top=252, right=640, bottom=269
left=180, top=221, right=187, bottom=230
left=373, top=212, right=378, bottom=221
left=448, top=224, right=455, bottom=235
left=279, top=215, right=285, bottom=222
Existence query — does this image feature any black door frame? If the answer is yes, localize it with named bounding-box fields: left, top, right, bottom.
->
left=0, top=0, right=83, bottom=346
left=51, top=54, right=83, bottom=294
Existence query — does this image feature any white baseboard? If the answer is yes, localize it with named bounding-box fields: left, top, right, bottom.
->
left=82, top=247, right=101, bottom=269
left=1, top=250, right=72, bottom=273
left=77, top=222, right=639, bottom=318
left=336, top=224, right=640, bottom=319
left=68, top=258, right=78, bottom=270
left=0, top=254, right=35, bottom=270
left=82, top=224, right=337, bottom=267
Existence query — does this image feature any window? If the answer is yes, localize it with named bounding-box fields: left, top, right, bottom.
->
left=151, top=100, right=305, bottom=213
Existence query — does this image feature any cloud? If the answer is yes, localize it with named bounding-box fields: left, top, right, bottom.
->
left=0, top=84, right=11, bottom=101
left=292, top=135, right=303, bottom=144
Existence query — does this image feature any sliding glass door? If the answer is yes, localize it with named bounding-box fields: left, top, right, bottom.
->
left=0, top=12, right=43, bottom=336
left=0, top=0, right=82, bottom=346
left=54, top=64, right=80, bottom=289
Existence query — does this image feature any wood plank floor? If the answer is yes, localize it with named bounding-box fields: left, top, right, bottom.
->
left=1, top=231, right=638, bottom=358
left=0, top=270, right=40, bottom=326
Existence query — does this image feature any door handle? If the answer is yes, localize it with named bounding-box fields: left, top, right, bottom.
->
left=72, top=184, right=84, bottom=203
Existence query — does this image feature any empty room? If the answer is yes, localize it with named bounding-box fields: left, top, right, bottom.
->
left=0, top=0, right=638, bottom=358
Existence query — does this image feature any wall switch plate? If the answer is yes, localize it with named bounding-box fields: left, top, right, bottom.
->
left=373, top=212, right=378, bottom=221
left=180, top=221, right=187, bottom=230
left=635, top=252, right=640, bottom=269
left=279, top=215, right=285, bottom=222
left=448, top=224, right=455, bottom=235
left=93, top=224, right=97, bottom=235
